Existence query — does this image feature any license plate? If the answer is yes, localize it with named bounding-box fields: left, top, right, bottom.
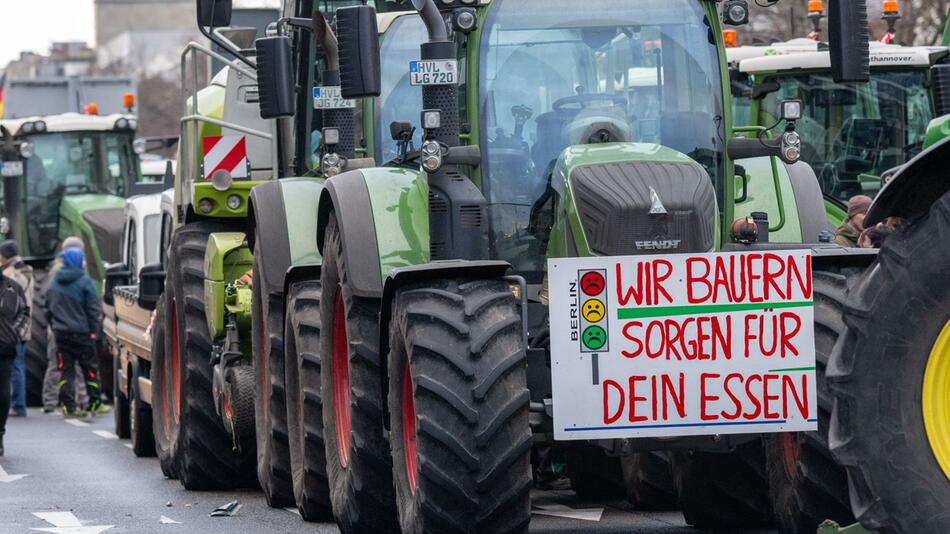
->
left=313, top=86, right=355, bottom=110
left=409, top=60, right=458, bottom=86
left=0, top=161, right=23, bottom=177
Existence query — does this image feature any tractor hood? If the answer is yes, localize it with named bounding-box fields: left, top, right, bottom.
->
left=554, top=143, right=717, bottom=256
left=59, top=194, right=126, bottom=281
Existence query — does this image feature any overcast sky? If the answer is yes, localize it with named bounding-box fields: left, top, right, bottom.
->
left=0, top=0, right=96, bottom=69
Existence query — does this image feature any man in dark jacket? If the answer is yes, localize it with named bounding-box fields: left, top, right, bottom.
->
left=0, top=270, right=30, bottom=455
left=47, top=247, right=107, bottom=417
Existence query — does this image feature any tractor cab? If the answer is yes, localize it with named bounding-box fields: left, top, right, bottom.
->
left=0, top=112, right=140, bottom=275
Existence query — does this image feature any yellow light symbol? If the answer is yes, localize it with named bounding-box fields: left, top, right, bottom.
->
left=582, top=299, right=606, bottom=323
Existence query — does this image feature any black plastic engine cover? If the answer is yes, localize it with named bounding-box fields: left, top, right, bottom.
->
left=570, top=160, right=716, bottom=256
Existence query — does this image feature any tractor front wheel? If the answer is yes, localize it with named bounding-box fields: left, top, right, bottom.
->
left=388, top=278, right=532, bottom=534
left=320, top=213, right=398, bottom=532
left=620, top=451, right=677, bottom=510
left=129, top=357, right=155, bottom=457
left=150, top=294, right=178, bottom=478
left=284, top=279, right=333, bottom=521
left=828, top=191, right=950, bottom=533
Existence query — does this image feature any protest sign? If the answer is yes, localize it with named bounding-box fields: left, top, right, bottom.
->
left=548, top=251, right=817, bottom=441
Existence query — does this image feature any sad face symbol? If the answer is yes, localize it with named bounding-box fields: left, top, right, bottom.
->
left=582, top=299, right=606, bottom=322
left=582, top=325, right=607, bottom=350
left=581, top=271, right=606, bottom=296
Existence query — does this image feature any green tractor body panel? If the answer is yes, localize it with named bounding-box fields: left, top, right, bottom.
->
left=204, top=231, right=253, bottom=338
left=824, top=199, right=847, bottom=228
left=362, top=167, right=431, bottom=282
left=192, top=180, right=263, bottom=219
left=278, top=177, right=327, bottom=266
left=923, top=114, right=950, bottom=149
left=58, top=194, right=127, bottom=289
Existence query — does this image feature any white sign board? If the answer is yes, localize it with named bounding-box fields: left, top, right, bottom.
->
left=548, top=251, right=817, bottom=441
left=409, top=60, right=458, bottom=86
left=313, top=86, right=355, bottom=110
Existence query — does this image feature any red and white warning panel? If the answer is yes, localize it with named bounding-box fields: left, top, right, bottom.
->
left=203, top=135, right=249, bottom=180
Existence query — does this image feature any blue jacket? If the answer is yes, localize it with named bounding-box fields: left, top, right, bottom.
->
left=47, top=266, right=101, bottom=336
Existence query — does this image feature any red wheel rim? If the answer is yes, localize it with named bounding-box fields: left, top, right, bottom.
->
left=331, top=289, right=351, bottom=467
left=170, top=300, right=181, bottom=424
left=780, top=433, right=799, bottom=480
left=402, top=362, right=418, bottom=493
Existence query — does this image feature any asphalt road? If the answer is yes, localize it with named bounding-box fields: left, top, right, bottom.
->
left=0, top=409, right=768, bottom=534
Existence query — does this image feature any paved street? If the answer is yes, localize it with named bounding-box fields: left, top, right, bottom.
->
left=0, top=408, right=769, bottom=534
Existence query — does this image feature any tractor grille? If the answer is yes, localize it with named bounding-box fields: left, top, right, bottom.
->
left=570, top=160, right=716, bottom=256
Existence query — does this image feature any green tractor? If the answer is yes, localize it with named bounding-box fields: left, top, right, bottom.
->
left=0, top=111, right=150, bottom=405
left=149, top=0, right=373, bottom=500
left=242, top=0, right=906, bottom=533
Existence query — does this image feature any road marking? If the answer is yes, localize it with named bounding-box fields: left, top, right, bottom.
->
left=284, top=507, right=300, bottom=516
left=531, top=501, right=604, bottom=522
left=0, top=464, right=28, bottom=483
left=64, top=419, right=89, bottom=427
left=159, top=516, right=181, bottom=524
left=92, top=430, right=119, bottom=439
left=31, top=511, right=113, bottom=533
left=124, top=443, right=133, bottom=449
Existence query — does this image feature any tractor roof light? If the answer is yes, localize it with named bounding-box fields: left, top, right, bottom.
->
left=33, top=121, right=47, bottom=133
left=322, top=152, right=343, bottom=177
left=128, top=118, right=138, bottom=130
left=807, top=0, right=823, bottom=15
left=883, top=0, right=899, bottom=15
left=85, top=103, right=99, bottom=115
left=781, top=99, right=802, bottom=122
left=722, top=0, right=749, bottom=26
left=115, top=118, right=129, bottom=130
left=322, top=127, right=340, bottom=147
left=123, top=92, right=135, bottom=111
left=20, top=122, right=34, bottom=134
left=421, top=140, right=443, bottom=173
left=422, top=109, right=442, bottom=131
left=453, top=8, right=477, bottom=33
left=723, top=29, right=737, bottom=48
left=19, top=142, right=34, bottom=159
left=782, top=131, right=802, bottom=163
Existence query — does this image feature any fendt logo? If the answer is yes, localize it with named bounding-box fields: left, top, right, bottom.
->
left=635, top=240, right=682, bottom=250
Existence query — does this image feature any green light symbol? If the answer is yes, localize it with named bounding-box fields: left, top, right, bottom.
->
left=582, top=325, right=607, bottom=351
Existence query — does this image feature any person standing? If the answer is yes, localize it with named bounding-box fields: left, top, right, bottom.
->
left=833, top=195, right=872, bottom=248
left=1, top=240, right=33, bottom=418
left=46, top=247, right=107, bottom=417
left=0, top=269, right=31, bottom=455
left=41, top=236, right=88, bottom=412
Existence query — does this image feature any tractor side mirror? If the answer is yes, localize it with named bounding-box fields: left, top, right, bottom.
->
left=255, top=36, right=296, bottom=119
left=197, top=0, right=232, bottom=28
left=827, top=0, right=869, bottom=83
left=137, top=263, right=166, bottom=311
left=931, top=64, right=950, bottom=117
left=103, top=263, right=132, bottom=307
left=337, top=5, right=381, bottom=99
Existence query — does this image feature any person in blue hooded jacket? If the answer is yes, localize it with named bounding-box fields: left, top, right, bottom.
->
left=46, top=247, right=107, bottom=417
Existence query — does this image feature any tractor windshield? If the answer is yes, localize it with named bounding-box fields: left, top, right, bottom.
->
left=479, top=0, right=724, bottom=276
left=22, top=131, right=138, bottom=258
left=760, top=69, right=933, bottom=203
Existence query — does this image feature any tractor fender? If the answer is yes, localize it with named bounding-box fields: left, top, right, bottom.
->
left=249, top=178, right=325, bottom=298
left=867, top=135, right=950, bottom=227
left=377, top=260, right=513, bottom=427
left=317, top=167, right=430, bottom=299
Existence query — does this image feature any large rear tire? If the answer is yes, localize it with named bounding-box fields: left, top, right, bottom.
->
left=565, top=444, right=625, bottom=501
left=25, top=268, right=49, bottom=406
left=765, top=268, right=857, bottom=533
left=388, top=279, right=531, bottom=534
left=672, top=441, right=773, bottom=529
left=151, top=294, right=178, bottom=478
left=320, top=213, right=398, bottom=533
left=285, top=279, right=333, bottom=521
left=620, top=451, right=677, bottom=510
left=828, top=192, right=950, bottom=533
left=252, top=239, right=294, bottom=507
left=167, top=221, right=256, bottom=490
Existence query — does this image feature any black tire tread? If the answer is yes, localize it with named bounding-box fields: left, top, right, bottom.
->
left=285, top=280, right=334, bottom=521
left=170, top=221, right=257, bottom=490
left=828, top=193, right=950, bottom=534
left=150, top=293, right=177, bottom=479
left=565, top=445, right=625, bottom=501
left=620, top=451, right=677, bottom=510
left=253, top=240, right=294, bottom=507
left=389, top=278, right=531, bottom=534
left=25, top=268, right=49, bottom=406
left=130, top=357, right=156, bottom=457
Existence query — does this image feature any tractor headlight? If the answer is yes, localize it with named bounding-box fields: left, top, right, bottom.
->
left=211, top=169, right=233, bottom=191
left=722, top=0, right=749, bottom=26
left=133, top=138, right=147, bottom=155
left=322, top=152, right=343, bottom=177
left=421, top=140, right=443, bottom=173
left=21, top=122, right=34, bottom=134
left=422, top=109, right=442, bottom=131
left=781, top=99, right=803, bottom=122
left=782, top=131, right=802, bottom=163
left=19, top=142, right=34, bottom=159
left=127, top=118, right=138, bottom=130
left=33, top=121, right=47, bottom=133
left=226, top=195, right=242, bottom=210
left=453, top=8, right=477, bottom=33
left=198, top=198, right=214, bottom=213
left=115, top=118, right=129, bottom=130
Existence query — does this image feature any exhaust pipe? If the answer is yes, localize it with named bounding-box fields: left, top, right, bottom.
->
left=412, top=0, right=449, bottom=42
